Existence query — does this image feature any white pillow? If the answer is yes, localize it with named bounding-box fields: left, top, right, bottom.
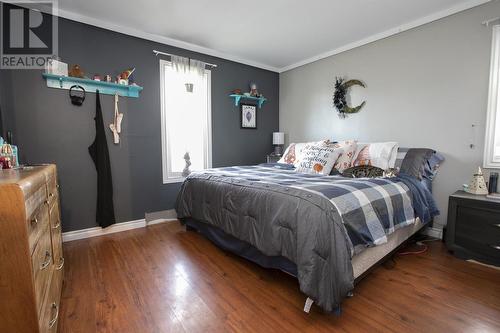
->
left=331, top=140, right=357, bottom=173
left=295, top=144, right=344, bottom=175
left=352, top=142, right=399, bottom=170
left=278, top=140, right=329, bottom=166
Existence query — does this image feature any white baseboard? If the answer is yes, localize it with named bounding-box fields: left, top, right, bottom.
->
left=62, top=209, right=178, bottom=243
left=422, top=227, right=443, bottom=240
left=62, top=219, right=147, bottom=242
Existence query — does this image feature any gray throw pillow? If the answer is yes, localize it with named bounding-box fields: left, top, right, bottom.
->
left=400, top=148, right=435, bottom=180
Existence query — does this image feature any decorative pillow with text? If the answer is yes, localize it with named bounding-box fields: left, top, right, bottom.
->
left=295, top=144, right=343, bottom=175
left=278, top=140, right=329, bottom=166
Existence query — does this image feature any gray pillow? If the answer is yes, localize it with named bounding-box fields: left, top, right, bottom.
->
left=400, top=148, right=435, bottom=180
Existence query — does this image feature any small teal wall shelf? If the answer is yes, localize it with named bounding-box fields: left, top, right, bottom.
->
left=42, top=73, right=143, bottom=98
left=229, top=94, right=267, bottom=109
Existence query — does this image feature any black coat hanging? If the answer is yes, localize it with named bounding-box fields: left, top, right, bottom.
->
left=88, top=90, right=116, bottom=228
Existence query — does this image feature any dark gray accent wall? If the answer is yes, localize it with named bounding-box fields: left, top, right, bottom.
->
left=0, top=18, right=279, bottom=232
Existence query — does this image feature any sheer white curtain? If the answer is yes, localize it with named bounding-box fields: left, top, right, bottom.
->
left=163, top=56, right=210, bottom=179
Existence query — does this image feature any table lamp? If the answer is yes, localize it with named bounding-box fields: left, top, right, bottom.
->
left=273, top=132, right=285, bottom=155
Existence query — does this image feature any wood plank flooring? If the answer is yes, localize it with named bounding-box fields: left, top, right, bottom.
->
left=58, top=221, right=500, bottom=333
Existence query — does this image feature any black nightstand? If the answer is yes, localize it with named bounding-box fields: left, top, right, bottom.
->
left=266, top=154, right=281, bottom=163
left=446, top=190, right=500, bottom=266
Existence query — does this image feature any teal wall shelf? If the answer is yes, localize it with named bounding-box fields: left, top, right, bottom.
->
left=229, top=94, right=267, bottom=109
left=42, top=73, right=143, bottom=98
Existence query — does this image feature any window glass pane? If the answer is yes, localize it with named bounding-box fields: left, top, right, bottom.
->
left=162, top=62, right=210, bottom=179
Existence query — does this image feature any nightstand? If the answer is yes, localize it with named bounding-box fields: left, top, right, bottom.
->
left=446, top=190, right=500, bottom=266
left=266, top=154, right=281, bottom=163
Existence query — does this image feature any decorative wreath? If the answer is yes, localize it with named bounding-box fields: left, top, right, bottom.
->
left=333, top=77, right=366, bottom=118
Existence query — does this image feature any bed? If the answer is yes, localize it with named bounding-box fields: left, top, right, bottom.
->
left=175, top=162, right=439, bottom=313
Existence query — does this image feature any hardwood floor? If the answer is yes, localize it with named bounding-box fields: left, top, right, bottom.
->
left=58, top=221, right=500, bottom=333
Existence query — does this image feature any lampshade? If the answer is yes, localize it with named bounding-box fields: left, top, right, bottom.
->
left=273, top=132, right=284, bottom=145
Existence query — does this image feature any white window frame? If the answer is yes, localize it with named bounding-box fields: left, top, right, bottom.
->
left=484, top=25, right=500, bottom=169
left=159, top=59, right=212, bottom=184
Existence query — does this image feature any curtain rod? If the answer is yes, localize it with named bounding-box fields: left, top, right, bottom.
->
left=482, top=17, right=500, bottom=27
left=153, top=50, right=218, bottom=68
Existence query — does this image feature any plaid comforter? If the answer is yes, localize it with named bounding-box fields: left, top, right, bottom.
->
left=199, top=165, right=415, bottom=253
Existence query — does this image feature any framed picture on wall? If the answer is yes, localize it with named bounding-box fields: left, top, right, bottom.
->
left=241, top=104, right=257, bottom=129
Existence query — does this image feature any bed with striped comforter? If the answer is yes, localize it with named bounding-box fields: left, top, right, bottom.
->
left=176, top=165, right=436, bottom=312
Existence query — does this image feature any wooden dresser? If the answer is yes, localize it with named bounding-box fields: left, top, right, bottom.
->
left=0, top=165, right=64, bottom=332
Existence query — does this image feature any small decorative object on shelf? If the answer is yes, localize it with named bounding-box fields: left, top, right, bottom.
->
left=93, top=74, right=101, bottom=81
left=69, top=64, right=85, bottom=78
left=272, top=132, right=285, bottom=155
left=45, top=57, right=68, bottom=76
left=333, top=77, right=366, bottom=119
left=465, top=167, right=488, bottom=195
left=250, top=82, right=259, bottom=97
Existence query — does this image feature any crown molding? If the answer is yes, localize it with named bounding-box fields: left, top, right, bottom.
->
left=23, top=0, right=491, bottom=73
left=29, top=5, right=281, bottom=73
left=279, top=0, right=492, bottom=72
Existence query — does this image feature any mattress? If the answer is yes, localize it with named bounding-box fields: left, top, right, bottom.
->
left=352, top=218, right=424, bottom=279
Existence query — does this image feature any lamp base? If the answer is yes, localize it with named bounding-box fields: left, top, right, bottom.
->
left=274, top=145, right=283, bottom=156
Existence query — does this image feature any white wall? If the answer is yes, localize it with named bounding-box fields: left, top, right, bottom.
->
left=279, top=1, right=500, bottom=228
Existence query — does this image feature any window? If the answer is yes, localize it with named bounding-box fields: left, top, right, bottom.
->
left=484, top=25, right=500, bottom=168
left=160, top=59, right=212, bottom=183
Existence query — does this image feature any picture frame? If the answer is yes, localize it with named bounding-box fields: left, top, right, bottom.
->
left=241, top=104, right=257, bottom=129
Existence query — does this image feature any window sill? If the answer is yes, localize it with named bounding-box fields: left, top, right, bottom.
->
left=163, top=177, right=185, bottom=184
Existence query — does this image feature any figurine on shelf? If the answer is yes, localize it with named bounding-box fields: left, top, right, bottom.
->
left=68, top=64, right=85, bottom=78
left=249, top=82, right=259, bottom=97
left=117, top=68, right=136, bottom=85
left=231, top=88, right=242, bottom=95
left=93, top=74, right=101, bottom=81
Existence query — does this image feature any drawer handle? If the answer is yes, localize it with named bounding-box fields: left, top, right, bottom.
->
left=48, top=302, right=59, bottom=328
left=40, top=251, right=52, bottom=270
left=49, top=192, right=54, bottom=198
left=31, top=216, right=38, bottom=225
left=56, top=257, right=65, bottom=270
left=491, top=245, right=500, bottom=250
left=52, top=221, right=61, bottom=230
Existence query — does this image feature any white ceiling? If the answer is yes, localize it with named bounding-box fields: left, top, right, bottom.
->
left=57, top=0, right=490, bottom=72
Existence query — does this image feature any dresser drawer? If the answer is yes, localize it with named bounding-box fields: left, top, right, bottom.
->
left=28, top=201, right=50, bottom=254
left=25, top=182, right=47, bottom=220
left=32, top=224, right=53, bottom=315
left=455, top=236, right=500, bottom=260
left=39, top=267, right=63, bottom=333
left=455, top=206, right=500, bottom=244
left=47, top=175, right=58, bottom=206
